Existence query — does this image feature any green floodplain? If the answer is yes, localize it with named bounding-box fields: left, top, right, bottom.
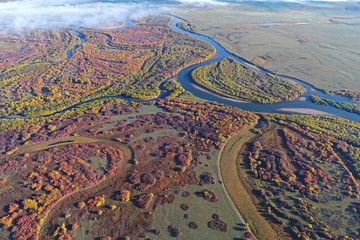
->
left=191, top=57, right=304, bottom=103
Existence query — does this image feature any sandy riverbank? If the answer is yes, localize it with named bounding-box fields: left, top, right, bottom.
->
left=190, top=82, right=250, bottom=104
left=276, top=107, right=335, bottom=116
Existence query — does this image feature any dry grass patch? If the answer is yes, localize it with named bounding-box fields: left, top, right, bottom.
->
left=220, top=127, right=292, bottom=240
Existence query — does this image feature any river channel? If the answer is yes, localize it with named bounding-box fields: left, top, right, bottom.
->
left=169, top=16, right=360, bottom=123
left=4, top=15, right=359, bottom=123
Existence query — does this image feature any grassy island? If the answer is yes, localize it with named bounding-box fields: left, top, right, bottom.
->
left=191, top=57, right=304, bottom=103
left=310, top=95, right=360, bottom=115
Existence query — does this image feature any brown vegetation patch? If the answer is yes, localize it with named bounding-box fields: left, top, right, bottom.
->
left=196, top=189, right=218, bottom=202
left=199, top=172, right=215, bottom=185
left=180, top=204, right=189, bottom=211
left=167, top=225, right=181, bottom=237
left=188, top=222, right=198, bottom=229
left=181, top=191, right=190, bottom=198
left=208, top=219, right=228, bottom=232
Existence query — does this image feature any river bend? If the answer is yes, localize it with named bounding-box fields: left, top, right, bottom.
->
left=169, top=16, right=360, bottom=123
left=2, top=16, right=359, bottom=123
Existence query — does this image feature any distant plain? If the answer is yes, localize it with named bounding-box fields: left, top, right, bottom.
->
left=175, top=1, right=360, bottom=91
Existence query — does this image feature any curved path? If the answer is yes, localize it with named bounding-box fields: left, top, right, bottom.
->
left=169, top=15, right=359, bottom=239
left=37, top=138, right=133, bottom=239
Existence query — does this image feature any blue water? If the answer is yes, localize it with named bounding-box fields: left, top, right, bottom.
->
left=168, top=16, right=360, bottom=123
left=66, top=30, right=86, bottom=60
left=7, top=15, right=359, bottom=124
left=66, top=21, right=136, bottom=59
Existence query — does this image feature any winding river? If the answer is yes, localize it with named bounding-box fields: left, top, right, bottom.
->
left=67, top=30, right=86, bottom=60
left=3, top=16, right=360, bottom=123
left=169, top=16, right=360, bottom=123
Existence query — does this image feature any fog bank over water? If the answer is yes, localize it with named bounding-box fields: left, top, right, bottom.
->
left=0, top=0, right=165, bottom=31
left=0, top=0, right=356, bottom=31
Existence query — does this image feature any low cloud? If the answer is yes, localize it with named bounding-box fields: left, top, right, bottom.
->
left=177, top=0, right=227, bottom=6
left=0, top=0, right=163, bottom=32
left=0, top=0, right=354, bottom=32
left=0, top=0, right=228, bottom=32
